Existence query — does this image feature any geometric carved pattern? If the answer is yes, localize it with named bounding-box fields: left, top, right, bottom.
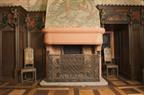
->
left=46, top=54, right=99, bottom=82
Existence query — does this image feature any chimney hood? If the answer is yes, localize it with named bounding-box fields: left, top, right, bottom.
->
left=42, top=0, right=105, bottom=45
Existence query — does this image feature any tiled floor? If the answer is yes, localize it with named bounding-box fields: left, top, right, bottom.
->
left=0, top=76, right=144, bottom=95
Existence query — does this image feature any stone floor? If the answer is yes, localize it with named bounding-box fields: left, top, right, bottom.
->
left=0, top=76, right=144, bottom=95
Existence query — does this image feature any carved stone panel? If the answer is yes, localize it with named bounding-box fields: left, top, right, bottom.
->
left=46, top=54, right=99, bottom=82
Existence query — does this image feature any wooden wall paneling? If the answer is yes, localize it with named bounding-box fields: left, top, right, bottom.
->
left=0, top=7, right=16, bottom=80
left=27, top=11, right=46, bottom=30
left=18, top=7, right=27, bottom=70
left=129, top=7, right=142, bottom=81
left=114, top=29, right=121, bottom=73
left=31, top=31, right=46, bottom=79
left=14, top=6, right=27, bottom=81
left=0, top=6, right=27, bottom=81
left=98, top=5, right=144, bottom=81
left=98, top=6, right=131, bottom=79
left=0, top=31, right=2, bottom=79
left=0, top=7, right=2, bottom=71
left=15, top=19, right=20, bottom=80
left=0, top=6, right=46, bottom=81
left=97, top=5, right=129, bottom=25
left=27, top=11, right=46, bottom=79
left=18, top=30, right=24, bottom=69
left=0, top=8, right=2, bottom=80
left=141, top=7, right=144, bottom=70
left=119, top=25, right=130, bottom=78
left=2, top=31, right=15, bottom=80
left=19, top=31, right=25, bottom=68
left=130, top=24, right=142, bottom=80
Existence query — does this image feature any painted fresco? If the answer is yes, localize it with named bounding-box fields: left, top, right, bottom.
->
left=45, top=0, right=100, bottom=28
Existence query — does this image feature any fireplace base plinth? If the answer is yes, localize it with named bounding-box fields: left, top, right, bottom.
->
left=40, top=77, right=108, bottom=86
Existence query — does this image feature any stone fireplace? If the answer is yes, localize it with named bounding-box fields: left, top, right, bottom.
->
left=40, top=0, right=107, bottom=86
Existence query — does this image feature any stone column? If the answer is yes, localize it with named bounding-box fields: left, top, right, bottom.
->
left=95, top=45, right=102, bottom=79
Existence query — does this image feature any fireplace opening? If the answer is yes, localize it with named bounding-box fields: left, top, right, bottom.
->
left=63, top=45, right=82, bottom=54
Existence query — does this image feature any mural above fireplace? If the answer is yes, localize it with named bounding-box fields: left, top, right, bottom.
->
left=45, top=0, right=100, bottom=28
